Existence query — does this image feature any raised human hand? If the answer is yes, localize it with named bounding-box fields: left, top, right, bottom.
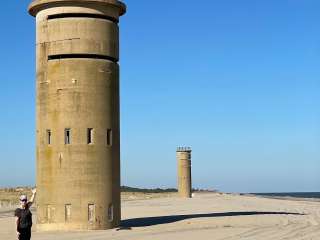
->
left=32, top=188, right=37, bottom=194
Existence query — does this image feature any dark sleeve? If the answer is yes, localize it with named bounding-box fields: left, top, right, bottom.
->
left=14, top=208, right=20, bottom=217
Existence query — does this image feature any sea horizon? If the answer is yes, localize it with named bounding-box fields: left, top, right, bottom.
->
left=251, top=192, right=320, bottom=199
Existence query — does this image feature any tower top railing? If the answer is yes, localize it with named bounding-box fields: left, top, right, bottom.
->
left=176, top=147, right=192, bottom=152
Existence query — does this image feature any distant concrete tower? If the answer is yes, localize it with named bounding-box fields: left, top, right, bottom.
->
left=177, top=147, right=192, bottom=198
left=28, top=0, right=126, bottom=231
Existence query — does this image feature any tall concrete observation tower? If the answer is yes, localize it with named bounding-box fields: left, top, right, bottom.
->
left=177, top=147, right=192, bottom=198
left=28, top=0, right=126, bottom=231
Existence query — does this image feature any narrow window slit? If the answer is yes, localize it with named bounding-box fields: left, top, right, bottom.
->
left=107, top=129, right=112, bottom=146
left=47, top=129, right=52, bottom=145
left=48, top=54, right=117, bottom=63
left=108, top=204, right=114, bottom=222
left=47, top=205, right=54, bottom=222
left=65, top=128, right=71, bottom=145
left=87, top=128, right=93, bottom=144
left=65, top=204, right=71, bottom=222
left=88, top=204, right=95, bottom=223
left=46, top=205, right=51, bottom=221
left=47, top=13, right=118, bottom=23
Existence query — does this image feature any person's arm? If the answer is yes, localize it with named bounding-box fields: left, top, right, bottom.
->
left=14, top=209, right=20, bottom=238
left=28, top=188, right=37, bottom=207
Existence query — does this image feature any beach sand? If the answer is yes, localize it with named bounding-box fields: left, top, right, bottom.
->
left=1, top=192, right=319, bottom=240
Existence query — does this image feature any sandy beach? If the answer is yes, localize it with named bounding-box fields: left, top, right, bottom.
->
left=1, top=192, right=319, bottom=240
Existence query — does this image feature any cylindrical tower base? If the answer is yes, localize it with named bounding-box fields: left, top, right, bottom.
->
left=28, top=0, right=126, bottom=231
left=177, top=147, right=192, bottom=198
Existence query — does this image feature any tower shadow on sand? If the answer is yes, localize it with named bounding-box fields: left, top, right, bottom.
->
left=120, top=211, right=305, bottom=228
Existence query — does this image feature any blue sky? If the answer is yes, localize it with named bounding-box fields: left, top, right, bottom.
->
left=0, top=0, right=319, bottom=192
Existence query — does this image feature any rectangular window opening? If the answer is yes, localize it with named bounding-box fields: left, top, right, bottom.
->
left=65, top=128, right=71, bottom=145
left=87, top=128, right=93, bottom=144
left=107, top=129, right=112, bottom=146
left=88, top=204, right=95, bottom=223
left=47, top=129, right=52, bottom=145
left=65, top=204, right=71, bottom=222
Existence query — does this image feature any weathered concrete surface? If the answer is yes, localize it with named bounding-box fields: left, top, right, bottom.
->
left=177, top=147, right=192, bottom=198
left=28, top=0, right=126, bottom=231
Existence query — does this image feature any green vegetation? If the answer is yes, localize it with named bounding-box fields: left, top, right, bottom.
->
left=121, top=186, right=178, bottom=193
left=121, top=186, right=217, bottom=193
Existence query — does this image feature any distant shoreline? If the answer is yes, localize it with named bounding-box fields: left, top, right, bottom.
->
left=249, top=192, right=320, bottom=202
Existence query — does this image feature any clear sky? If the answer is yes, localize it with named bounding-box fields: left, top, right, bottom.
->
left=0, top=0, right=319, bottom=193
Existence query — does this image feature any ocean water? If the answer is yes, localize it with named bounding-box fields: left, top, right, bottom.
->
left=253, top=192, right=320, bottom=199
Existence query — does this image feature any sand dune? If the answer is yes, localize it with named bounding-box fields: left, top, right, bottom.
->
left=1, top=193, right=319, bottom=240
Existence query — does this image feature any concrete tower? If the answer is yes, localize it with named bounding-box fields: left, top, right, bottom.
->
left=177, top=147, right=192, bottom=198
left=28, top=0, right=126, bottom=231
